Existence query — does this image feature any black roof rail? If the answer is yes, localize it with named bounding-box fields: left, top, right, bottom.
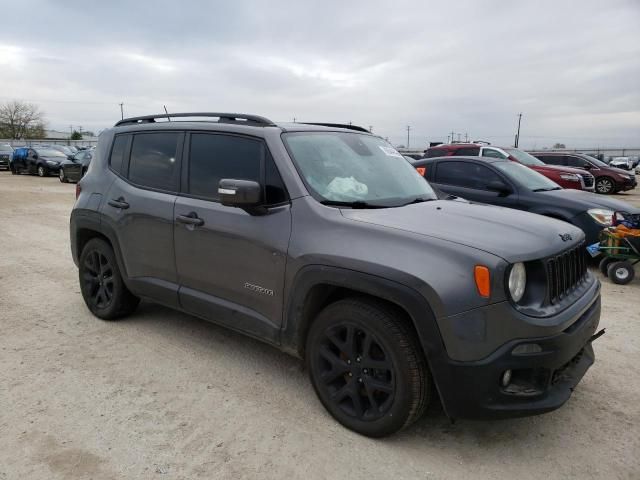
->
left=114, top=112, right=276, bottom=127
left=299, top=122, right=371, bottom=133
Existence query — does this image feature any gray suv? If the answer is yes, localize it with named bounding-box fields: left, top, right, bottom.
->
left=70, top=113, right=603, bottom=437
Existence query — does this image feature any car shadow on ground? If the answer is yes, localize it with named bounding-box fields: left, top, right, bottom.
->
left=118, top=300, right=578, bottom=449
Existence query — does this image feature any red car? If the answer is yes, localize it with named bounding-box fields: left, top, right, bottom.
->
left=424, top=143, right=595, bottom=191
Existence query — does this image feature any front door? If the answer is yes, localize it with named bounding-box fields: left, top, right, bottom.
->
left=174, top=132, right=291, bottom=342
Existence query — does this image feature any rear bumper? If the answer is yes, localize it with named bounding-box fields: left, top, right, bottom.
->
left=435, top=295, right=600, bottom=419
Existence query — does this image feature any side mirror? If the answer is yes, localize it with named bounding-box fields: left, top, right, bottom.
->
left=219, top=179, right=264, bottom=213
left=582, top=163, right=593, bottom=170
left=486, top=180, right=512, bottom=196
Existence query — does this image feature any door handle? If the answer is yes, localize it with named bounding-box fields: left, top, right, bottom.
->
left=176, top=212, right=204, bottom=227
left=108, top=197, right=130, bottom=209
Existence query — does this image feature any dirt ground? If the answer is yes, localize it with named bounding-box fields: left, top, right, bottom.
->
left=0, top=171, right=638, bottom=480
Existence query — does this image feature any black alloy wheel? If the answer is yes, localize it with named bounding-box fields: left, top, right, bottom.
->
left=79, top=238, right=139, bottom=319
left=316, top=323, right=395, bottom=422
left=307, top=299, right=429, bottom=437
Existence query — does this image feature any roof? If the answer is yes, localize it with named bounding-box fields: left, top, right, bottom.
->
left=413, top=155, right=508, bottom=165
left=113, top=112, right=372, bottom=134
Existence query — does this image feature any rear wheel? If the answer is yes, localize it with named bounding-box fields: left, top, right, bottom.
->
left=306, top=298, right=429, bottom=437
left=79, top=238, right=140, bottom=319
left=599, top=257, right=615, bottom=276
left=607, top=261, right=635, bottom=285
left=37, top=165, right=47, bottom=177
left=595, top=177, right=615, bottom=194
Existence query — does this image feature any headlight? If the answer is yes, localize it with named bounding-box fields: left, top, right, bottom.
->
left=587, top=208, right=614, bottom=226
left=559, top=174, right=580, bottom=182
left=46, top=160, right=59, bottom=165
left=508, top=263, right=526, bottom=302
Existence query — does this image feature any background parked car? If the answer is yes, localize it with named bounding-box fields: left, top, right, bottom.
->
left=10, top=146, right=66, bottom=176
left=424, top=143, right=595, bottom=192
left=45, top=144, right=76, bottom=159
left=0, top=143, right=13, bottom=170
left=413, top=155, right=639, bottom=245
left=608, top=157, right=634, bottom=170
left=59, top=148, right=93, bottom=183
left=531, top=151, right=636, bottom=194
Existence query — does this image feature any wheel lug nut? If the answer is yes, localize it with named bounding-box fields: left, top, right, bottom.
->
left=356, top=357, right=361, bottom=362
left=347, top=360, right=351, bottom=365
left=358, top=378, right=362, bottom=383
left=348, top=372, right=353, bottom=377
left=363, top=369, right=368, bottom=374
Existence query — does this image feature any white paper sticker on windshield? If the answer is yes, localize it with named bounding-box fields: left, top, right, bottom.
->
left=379, top=146, right=403, bottom=158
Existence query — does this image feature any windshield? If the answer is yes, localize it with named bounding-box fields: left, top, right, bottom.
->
left=583, top=155, right=608, bottom=168
left=283, top=132, right=437, bottom=207
left=35, top=148, right=66, bottom=157
left=494, top=161, right=561, bottom=191
left=0, top=145, right=13, bottom=152
left=503, top=148, right=545, bottom=166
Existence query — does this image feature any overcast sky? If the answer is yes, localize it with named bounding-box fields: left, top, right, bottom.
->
left=1, top=0, right=638, bottom=148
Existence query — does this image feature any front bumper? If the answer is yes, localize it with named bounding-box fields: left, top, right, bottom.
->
left=617, top=177, right=636, bottom=191
left=435, top=294, right=601, bottom=419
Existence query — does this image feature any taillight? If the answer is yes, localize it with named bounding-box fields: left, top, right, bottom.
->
left=416, top=167, right=426, bottom=176
left=75, top=184, right=81, bottom=199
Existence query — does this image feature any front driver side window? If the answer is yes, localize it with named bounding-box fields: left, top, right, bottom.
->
left=435, top=161, right=503, bottom=190
left=482, top=148, right=507, bottom=159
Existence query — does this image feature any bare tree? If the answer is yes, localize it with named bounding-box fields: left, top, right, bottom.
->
left=0, top=100, right=46, bottom=139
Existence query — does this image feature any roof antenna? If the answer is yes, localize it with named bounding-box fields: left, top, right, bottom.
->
left=163, top=105, right=171, bottom=121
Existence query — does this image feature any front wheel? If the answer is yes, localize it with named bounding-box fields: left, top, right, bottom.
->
left=607, top=261, right=635, bottom=285
left=595, top=177, right=615, bottom=194
left=306, top=298, right=429, bottom=437
left=79, top=238, right=140, bottom=319
left=58, top=168, right=68, bottom=183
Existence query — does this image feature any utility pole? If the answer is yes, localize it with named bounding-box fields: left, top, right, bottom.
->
left=465, top=132, right=468, bottom=142
left=406, top=126, right=411, bottom=148
left=119, top=103, right=124, bottom=120
left=515, top=113, right=523, bottom=147
left=449, top=130, right=455, bottom=143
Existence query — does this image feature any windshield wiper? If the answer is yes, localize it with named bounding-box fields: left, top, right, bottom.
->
left=397, top=196, right=436, bottom=207
left=319, top=200, right=389, bottom=209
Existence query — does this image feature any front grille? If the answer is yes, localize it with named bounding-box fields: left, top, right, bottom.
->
left=545, top=243, right=588, bottom=304
left=579, top=173, right=594, bottom=188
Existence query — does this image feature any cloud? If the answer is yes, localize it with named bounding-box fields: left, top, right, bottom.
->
left=0, top=0, right=638, bottom=147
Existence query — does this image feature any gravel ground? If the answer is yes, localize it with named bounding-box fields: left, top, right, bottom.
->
left=1, top=171, right=639, bottom=480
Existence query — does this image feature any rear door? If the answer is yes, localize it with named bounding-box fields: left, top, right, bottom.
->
left=173, top=132, right=291, bottom=340
left=431, top=160, right=520, bottom=208
left=101, top=131, right=183, bottom=307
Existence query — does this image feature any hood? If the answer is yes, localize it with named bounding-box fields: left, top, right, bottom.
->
left=604, top=166, right=635, bottom=176
left=538, top=189, right=640, bottom=212
left=340, top=200, right=583, bottom=262
left=530, top=164, right=589, bottom=176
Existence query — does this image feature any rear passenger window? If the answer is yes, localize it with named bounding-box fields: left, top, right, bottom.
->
left=189, top=134, right=261, bottom=200
left=454, top=147, right=480, bottom=156
left=109, top=135, right=129, bottom=174
left=128, top=133, right=180, bottom=191
left=425, top=148, right=446, bottom=158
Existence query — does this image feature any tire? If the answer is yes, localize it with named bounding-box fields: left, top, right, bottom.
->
left=79, top=238, right=140, bottom=320
left=59, top=168, right=68, bottom=183
left=37, top=165, right=47, bottom=177
left=10, top=166, right=17, bottom=175
left=599, top=257, right=615, bottom=277
left=595, top=177, right=615, bottom=194
left=607, top=261, right=635, bottom=285
left=306, top=298, right=429, bottom=437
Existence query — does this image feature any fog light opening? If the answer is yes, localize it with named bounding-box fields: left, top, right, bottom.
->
left=501, top=369, right=512, bottom=387
left=512, top=343, right=543, bottom=355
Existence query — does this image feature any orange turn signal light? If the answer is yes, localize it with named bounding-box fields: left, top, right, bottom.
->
left=416, top=167, right=426, bottom=176
left=474, top=266, right=491, bottom=298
